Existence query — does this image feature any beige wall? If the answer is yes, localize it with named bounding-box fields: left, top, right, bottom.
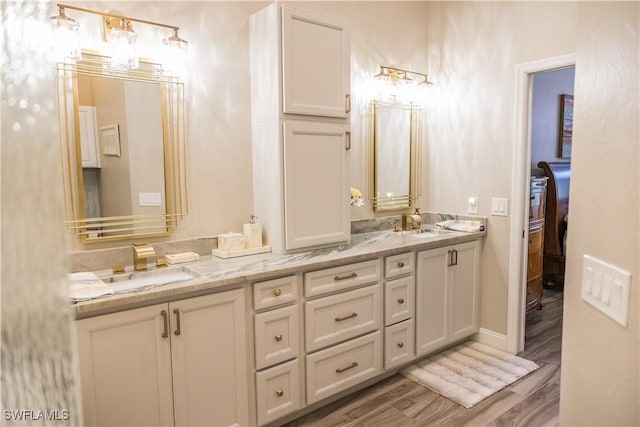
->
left=560, top=2, right=639, bottom=425
left=68, top=1, right=431, bottom=250
left=423, top=1, right=578, bottom=334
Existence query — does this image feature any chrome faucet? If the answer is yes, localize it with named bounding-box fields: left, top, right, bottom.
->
left=133, top=243, right=156, bottom=271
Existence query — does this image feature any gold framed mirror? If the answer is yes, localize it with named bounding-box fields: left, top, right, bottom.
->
left=56, top=51, right=187, bottom=242
left=369, top=100, right=422, bottom=211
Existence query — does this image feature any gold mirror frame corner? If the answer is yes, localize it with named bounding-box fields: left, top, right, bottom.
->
left=368, top=99, right=422, bottom=213
left=56, top=51, right=188, bottom=243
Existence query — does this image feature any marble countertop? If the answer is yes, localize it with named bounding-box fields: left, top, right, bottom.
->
left=73, top=228, right=486, bottom=319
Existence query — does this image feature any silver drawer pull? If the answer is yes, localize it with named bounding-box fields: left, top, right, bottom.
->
left=273, top=288, right=282, bottom=297
left=274, top=334, right=283, bottom=342
left=334, top=272, right=357, bottom=281
left=398, top=298, right=405, bottom=304
left=335, top=361, right=358, bottom=373
left=275, top=389, right=284, bottom=397
left=335, top=312, right=358, bottom=322
left=398, top=262, right=405, bottom=268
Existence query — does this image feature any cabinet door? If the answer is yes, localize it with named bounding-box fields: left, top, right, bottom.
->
left=415, top=247, right=449, bottom=356
left=282, top=6, right=350, bottom=118
left=76, top=304, right=174, bottom=426
left=449, top=240, right=481, bottom=342
left=170, top=290, right=249, bottom=427
left=78, top=105, right=101, bottom=168
left=283, top=121, right=350, bottom=250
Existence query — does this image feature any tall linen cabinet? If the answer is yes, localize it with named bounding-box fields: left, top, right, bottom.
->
left=250, top=4, right=351, bottom=253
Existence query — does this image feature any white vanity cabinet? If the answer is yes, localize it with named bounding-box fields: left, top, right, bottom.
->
left=78, top=105, right=100, bottom=168
left=76, top=289, right=249, bottom=427
left=383, top=252, right=416, bottom=369
left=303, top=260, right=383, bottom=405
left=415, top=240, right=481, bottom=357
left=252, top=275, right=303, bottom=426
left=250, top=4, right=351, bottom=254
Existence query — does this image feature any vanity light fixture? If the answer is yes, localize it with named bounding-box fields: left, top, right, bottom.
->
left=373, top=65, right=432, bottom=103
left=50, top=3, right=189, bottom=74
left=374, top=65, right=433, bottom=87
left=50, top=5, right=81, bottom=63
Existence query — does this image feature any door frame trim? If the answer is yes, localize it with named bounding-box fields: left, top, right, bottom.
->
left=507, top=53, right=576, bottom=354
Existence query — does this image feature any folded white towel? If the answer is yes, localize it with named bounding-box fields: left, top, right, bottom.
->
left=435, top=220, right=484, bottom=233
left=69, top=272, right=114, bottom=302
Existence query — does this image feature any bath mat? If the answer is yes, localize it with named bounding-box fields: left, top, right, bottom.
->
left=399, top=341, right=539, bottom=408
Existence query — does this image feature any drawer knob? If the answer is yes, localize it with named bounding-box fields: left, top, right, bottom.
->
left=398, top=261, right=405, bottom=268
left=335, top=361, right=358, bottom=373
left=334, top=272, right=358, bottom=281
left=335, top=312, right=358, bottom=322
left=273, top=288, right=282, bottom=297
left=398, top=298, right=405, bottom=304
left=274, top=334, right=283, bottom=342
left=275, top=389, right=284, bottom=397
left=397, top=341, right=404, bottom=348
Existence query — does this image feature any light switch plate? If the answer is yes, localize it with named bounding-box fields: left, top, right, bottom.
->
left=581, top=254, right=631, bottom=327
left=139, top=192, right=162, bottom=207
left=490, top=198, right=509, bottom=216
left=467, top=196, right=478, bottom=214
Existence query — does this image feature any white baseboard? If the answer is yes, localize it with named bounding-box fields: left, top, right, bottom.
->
left=472, top=328, right=510, bottom=353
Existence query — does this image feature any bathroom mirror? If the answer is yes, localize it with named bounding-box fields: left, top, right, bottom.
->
left=56, top=51, right=187, bottom=242
left=369, top=100, right=421, bottom=211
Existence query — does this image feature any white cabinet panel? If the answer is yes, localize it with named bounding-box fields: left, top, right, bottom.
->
left=283, top=121, right=350, bottom=250
left=384, top=276, right=414, bottom=326
left=254, top=305, right=300, bottom=370
left=282, top=6, right=350, bottom=118
left=384, top=319, right=415, bottom=370
left=256, top=359, right=302, bottom=425
left=306, top=331, right=382, bottom=404
left=253, top=275, right=298, bottom=310
left=170, top=290, right=249, bottom=427
left=304, top=259, right=381, bottom=297
left=416, top=241, right=480, bottom=357
left=384, top=252, right=414, bottom=279
left=78, top=105, right=100, bottom=168
left=305, top=284, right=381, bottom=352
left=77, top=304, right=174, bottom=426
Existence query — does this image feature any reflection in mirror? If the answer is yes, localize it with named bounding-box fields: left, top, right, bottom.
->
left=78, top=75, right=166, bottom=223
left=370, top=101, right=421, bottom=211
left=57, top=52, right=187, bottom=242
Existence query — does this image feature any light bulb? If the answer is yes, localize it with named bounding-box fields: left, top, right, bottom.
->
left=162, top=30, right=188, bottom=77
left=109, top=20, right=138, bottom=70
left=51, top=8, right=80, bottom=63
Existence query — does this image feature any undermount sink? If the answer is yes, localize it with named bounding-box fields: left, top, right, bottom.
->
left=407, top=227, right=455, bottom=238
left=101, top=265, right=200, bottom=294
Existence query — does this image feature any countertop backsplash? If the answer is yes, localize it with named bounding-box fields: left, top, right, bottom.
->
left=70, top=212, right=486, bottom=273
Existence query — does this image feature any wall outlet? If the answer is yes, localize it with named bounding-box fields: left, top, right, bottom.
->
left=139, top=192, right=162, bottom=207
left=467, top=196, right=478, bottom=214
left=490, top=198, right=509, bottom=216
left=582, top=255, right=631, bottom=327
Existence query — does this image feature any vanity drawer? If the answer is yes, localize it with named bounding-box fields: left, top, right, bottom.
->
left=384, top=319, right=415, bottom=369
left=305, top=284, right=381, bottom=352
left=384, top=276, right=414, bottom=326
left=256, top=359, right=302, bottom=425
left=306, top=331, right=382, bottom=404
left=384, top=252, right=414, bottom=279
left=304, top=259, right=381, bottom=298
left=253, top=275, right=298, bottom=310
left=255, top=305, right=300, bottom=370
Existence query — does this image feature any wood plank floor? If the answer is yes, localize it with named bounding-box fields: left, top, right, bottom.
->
left=283, top=289, right=563, bottom=427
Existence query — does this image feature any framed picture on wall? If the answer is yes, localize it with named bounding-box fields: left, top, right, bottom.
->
left=557, top=94, right=573, bottom=158
left=101, top=124, right=121, bottom=157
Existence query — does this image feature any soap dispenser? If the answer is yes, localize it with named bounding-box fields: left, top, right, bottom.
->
left=243, top=215, right=263, bottom=249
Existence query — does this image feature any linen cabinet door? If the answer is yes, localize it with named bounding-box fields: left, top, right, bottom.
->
left=76, top=304, right=174, bottom=426
left=449, top=241, right=481, bottom=342
left=170, top=289, right=249, bottom=427
left=281, top=6, right=350, bottom=118
left=283, top=121, right=350, bottom=250
left=415, top=247, right=449, bottom=356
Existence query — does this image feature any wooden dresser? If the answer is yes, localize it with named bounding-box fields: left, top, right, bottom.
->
left=526, top=177, right=547, bottom=313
